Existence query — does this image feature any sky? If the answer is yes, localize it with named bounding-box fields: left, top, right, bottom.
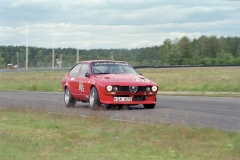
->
left=0, top=0, right=240, bottom=49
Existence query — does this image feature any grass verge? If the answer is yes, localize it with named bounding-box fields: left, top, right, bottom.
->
left=0, top=70, right=65, bottom=92
left=137, top=67, right=240, bottom=93
left=0, top=109, right=240, bottom=160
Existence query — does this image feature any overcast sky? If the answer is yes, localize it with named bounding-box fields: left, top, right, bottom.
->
left=0, top=0, right=240, bottom=49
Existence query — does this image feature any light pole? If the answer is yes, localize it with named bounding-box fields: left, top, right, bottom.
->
left=110, top=52, right=114, bottom=60
left=52, top=31, right=55, bottom=69
left=77, top=49, right=79, bottom=63
left=26, top=23, right=28, bottom=69
left=16, top=52, right=20, bottom=69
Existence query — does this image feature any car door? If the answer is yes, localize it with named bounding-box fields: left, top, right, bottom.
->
left=75, top=63, right=91, bottom=101
left=68, top=63, right=82, bottom=97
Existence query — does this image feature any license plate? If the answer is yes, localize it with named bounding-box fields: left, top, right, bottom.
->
left=114, top=97, right=132, bottom=101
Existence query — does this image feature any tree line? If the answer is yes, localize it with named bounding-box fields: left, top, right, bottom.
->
left=0, top=35, right=240, bottom=69
left=137, top=36, right=240, bottom=66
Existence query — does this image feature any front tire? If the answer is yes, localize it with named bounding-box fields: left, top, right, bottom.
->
left=64, top=87, right=76, bottom=108
left=143, top=97, right=156, bottom=109
left=89, top=87, right=101, bottom=110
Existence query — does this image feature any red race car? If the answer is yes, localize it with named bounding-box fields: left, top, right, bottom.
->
left=61, top=60, right=158, bottom=109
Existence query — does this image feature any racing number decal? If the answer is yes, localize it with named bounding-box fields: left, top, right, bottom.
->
left=79, top=82, right=84, bottom=92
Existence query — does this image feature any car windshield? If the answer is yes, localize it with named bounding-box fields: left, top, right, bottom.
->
left=91, top=62, right=138, bottom=75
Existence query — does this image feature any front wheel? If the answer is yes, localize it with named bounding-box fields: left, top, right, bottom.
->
left=89, top=87, right=101, bottom=110
left=64, top=87, right=76, bottom=108
left=143, top=97, right=156, bottom=109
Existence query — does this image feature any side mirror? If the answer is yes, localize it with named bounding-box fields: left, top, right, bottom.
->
left=85, top=72, right=90, bottom=77
left=139, top=73, right=143, bottom=76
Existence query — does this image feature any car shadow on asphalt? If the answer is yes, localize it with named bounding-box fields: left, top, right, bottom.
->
left=74, top=103, right=146, bottom=111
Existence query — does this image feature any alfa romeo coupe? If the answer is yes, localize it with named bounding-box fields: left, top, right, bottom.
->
left=61, top=60, right=158, bottom=109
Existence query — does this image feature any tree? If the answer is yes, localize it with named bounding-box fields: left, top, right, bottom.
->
left=166, top=44, right=182, bottom=65
left=208, top=36, right=219, bottom=58
left=178, top=36, right=192, bottom=59
left=217, top=50, right=234, bottom=65
left=0, top=52, right=4, bottom=69
left=197, top=35, right=208, bottom=58
left=218, top=37, right=229, bottom=54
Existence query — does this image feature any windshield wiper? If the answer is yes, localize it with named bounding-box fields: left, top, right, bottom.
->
left=94, top=72, right=111, bottom=75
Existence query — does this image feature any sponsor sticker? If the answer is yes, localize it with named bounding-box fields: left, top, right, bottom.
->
left=79, top=82, right=84, bottom=92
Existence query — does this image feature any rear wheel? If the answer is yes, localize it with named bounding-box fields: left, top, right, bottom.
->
left=89, top=87, right=101, bottom=110
left=64, top=87, right=76, bottom=108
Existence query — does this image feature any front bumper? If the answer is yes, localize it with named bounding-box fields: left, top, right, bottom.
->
left=99, top=91, right=157, bottom=105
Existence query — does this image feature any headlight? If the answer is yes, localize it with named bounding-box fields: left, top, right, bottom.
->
left=106, top=85, right=112, bottom=91
left=146, top=87, right=151, bottom=91
left=112, top=86, right=118, bottom=91
left=151, top=86, right=158, bottom=92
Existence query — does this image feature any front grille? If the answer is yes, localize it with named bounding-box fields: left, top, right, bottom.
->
left=118, top=86, right=148, bottom=92
left=133, top=95, right=146, bottom=101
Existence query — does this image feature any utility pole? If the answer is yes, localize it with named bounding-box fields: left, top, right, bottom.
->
left=26, top=24, right=28, bottom=69
left=77, top=49, right=79, bottom=63
left=16, top=52, right=20, bottom=69
left=60, top=54, right=62, bottom=68
left=110, top=52, right=114, bottom=60
left=77, top=27, right=79, bottom=63
left=52, top=47, right=55, bottom=69
left=52, top=33, right=55, bottom=69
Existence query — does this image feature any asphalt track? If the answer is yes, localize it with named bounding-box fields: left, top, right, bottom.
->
left=0, top=91, right=240, bottom=132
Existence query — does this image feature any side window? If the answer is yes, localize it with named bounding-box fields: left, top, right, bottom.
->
left=78, top=63, right=89, bottom=77
left=69, top=64, right=82, bottom=77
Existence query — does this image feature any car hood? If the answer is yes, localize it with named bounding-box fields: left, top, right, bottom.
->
left=94, top=74, right=156, bottom=85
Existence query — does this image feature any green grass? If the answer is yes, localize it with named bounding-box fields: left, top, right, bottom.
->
left=0, top=109, right=239, bottom=160
left=0, top=70, right=65, bottom=92
left=0, top=68, right=240, bottom=159
left=1, top=67, right=240, bottom=93
left=137, top=67, right=240, bottom=92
